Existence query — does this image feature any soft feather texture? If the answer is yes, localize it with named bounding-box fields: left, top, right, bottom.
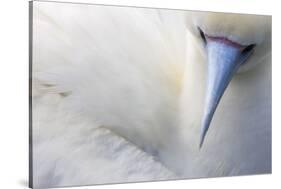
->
left=32, top=2, right=185, bottom=187
left=31, top=1, right=271, bottom=188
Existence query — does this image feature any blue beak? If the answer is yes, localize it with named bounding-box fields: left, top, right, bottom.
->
left=199, top=39, right=253, bottom=148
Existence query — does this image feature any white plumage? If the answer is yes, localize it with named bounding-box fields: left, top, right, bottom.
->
left=31, top=1, right=271, bottom=188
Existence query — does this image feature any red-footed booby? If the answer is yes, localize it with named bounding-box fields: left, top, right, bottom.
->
left=31, top=1, right=271, bottom=188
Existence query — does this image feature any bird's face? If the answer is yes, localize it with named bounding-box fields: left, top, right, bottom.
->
left=185, top=12, right=271, bottom=147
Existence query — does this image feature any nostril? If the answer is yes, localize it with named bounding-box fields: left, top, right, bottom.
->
left=198, top=27, right=207, bottom=45
left=242, top=44, right=256, bottom=54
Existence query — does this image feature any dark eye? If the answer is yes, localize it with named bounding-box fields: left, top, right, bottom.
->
left=242, top=44, right=256, bottom=54
left=198, top=27, right=206, bottom=45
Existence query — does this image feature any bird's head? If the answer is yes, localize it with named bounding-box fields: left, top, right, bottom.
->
left=185, top=12, right=271, bottom=147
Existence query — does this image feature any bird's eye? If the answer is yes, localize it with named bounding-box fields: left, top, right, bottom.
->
left=198, top=27, right=207, bottom=45
left=242, top=44, right=256, bottom=54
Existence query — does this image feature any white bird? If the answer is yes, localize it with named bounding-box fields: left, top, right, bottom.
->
left=31, top=1, right=271, bottom=188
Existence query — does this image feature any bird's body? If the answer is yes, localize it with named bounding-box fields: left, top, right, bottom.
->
left=31, top=2, right=271, bottom=188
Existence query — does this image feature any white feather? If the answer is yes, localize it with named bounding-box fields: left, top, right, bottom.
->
left=31, top=1, right=271, bottom=188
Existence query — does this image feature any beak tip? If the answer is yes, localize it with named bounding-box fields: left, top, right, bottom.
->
left=199, top=121, right=209, bottom=149
left=199, top=133, right=205, bottom=149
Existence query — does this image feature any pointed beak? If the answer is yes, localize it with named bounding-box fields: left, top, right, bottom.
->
left=199, top=37, right=254, bottom=148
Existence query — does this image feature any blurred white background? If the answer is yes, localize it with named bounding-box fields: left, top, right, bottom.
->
left=0, top=0, right=279, bottom=189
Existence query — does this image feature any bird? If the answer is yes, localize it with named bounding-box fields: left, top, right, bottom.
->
left=31, top=1, right=272, bottom=188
